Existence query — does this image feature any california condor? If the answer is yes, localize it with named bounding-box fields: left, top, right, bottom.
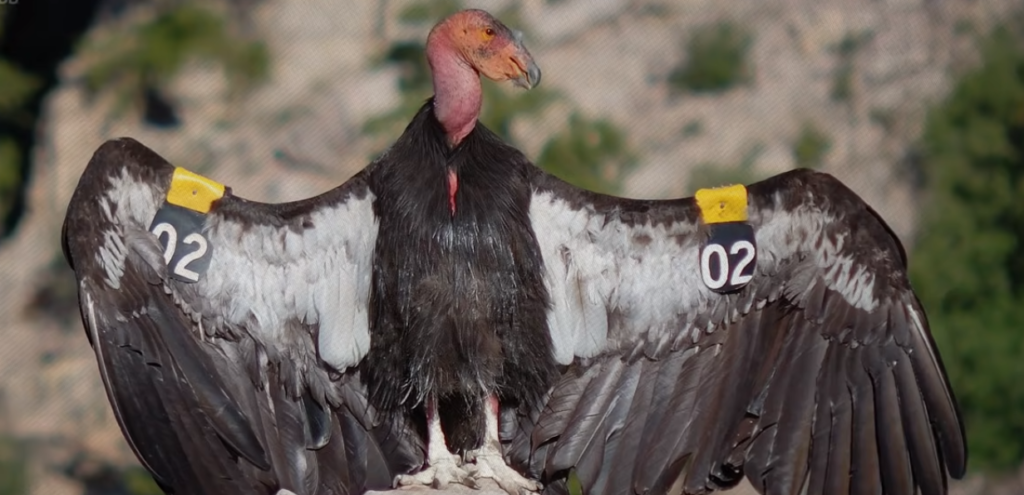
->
left=62, top=8, right=966, bottom=495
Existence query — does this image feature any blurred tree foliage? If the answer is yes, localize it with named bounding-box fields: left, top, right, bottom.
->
left=792, top=121, right=831, bottom=169
left=669, top=21, right=754, bottom=95
left=0, top=139, right=24, bottom=230
left=0, top=60, right=39, bottom=121
left=76, top=1, right=269, bottom=123
left=120, top=466, right=163, bottom=495
left=2, top=2, right=269, bottom=492
left=829, top=31, right=873, bottom=104
left=537, top=113, right=637, bottom=193
left=910, top=20, right=1024, bottom=472
left=366, top=0, right=636, bottom=194
left=395, top=0, right=463, bottom=25
left=0, top=435, right=27, bottom=495
left=0, top=8, right=40, bottom=233
left=686, top=142, right=767, bottom=194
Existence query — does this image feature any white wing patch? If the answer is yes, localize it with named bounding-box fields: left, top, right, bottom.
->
left=197, top=194, right=378, bottom=372
left=530, top=192, right=710, bottom=364
left=750, top=204, right=879, bottom=311
left=533, top=186, right=886, bottom=365
left=105, top=167, right=165, bottom=226
left=98, top=229, right=127, bottom=289
left=95, top=169, right=164, bottom=289
left=92, top=163, right=379, bottom=373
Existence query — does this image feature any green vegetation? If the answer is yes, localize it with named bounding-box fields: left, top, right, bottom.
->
left=792, top=121, right=831, bottom=169
left=366, top=0, right=636, bottom=194
left=0, top=8, right=38, bottom=492
left=76, top=2, right=269, bottom=122
left=669, top=21, right=754, bottom=94
left=0, top=139, right=23, bottom=230
left=363, top=1, right=556, bottom=144
left=0, top=60, right=39, bottom=122
left=537, top=113, right=637, bottom=193
left=0, top=8, right=40, bottom=232
left=680, top=119, right=704, bottom=139
left=121, top=466, right=163, bottom=495
left=362, top=40, right=560, bottom=145
left=566, top=469, right=583, bottom=495
left=909, top=21, right=1024, bottom=472
left=830, top=31, right=872, bottom=104
left=0, top=436, right=27, bottom=495
left=686, top=142, right=767, bottom=193
left=396, top=0, right=462, bottom=24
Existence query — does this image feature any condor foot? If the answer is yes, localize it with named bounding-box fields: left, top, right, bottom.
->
left=395, top=453, right=474, bottom=490
left=465, top=451, right=542, bottom=495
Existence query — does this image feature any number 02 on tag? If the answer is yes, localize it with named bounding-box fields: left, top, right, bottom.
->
left=148, top=203, right=213, bottom=283
left=700, top=222, right=756, bottom=293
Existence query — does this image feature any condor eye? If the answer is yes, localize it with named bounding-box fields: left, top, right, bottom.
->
left=484, top=27, right=495, bottom=36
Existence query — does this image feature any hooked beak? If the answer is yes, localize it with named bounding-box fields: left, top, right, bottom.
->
left=510, top=30, right=541, bottom=89
left=515, top=59, right=541, bottom=89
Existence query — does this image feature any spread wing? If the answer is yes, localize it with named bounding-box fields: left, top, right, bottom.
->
left=62, top=138, right=423, bottom=494
left=507, top=169, right=966, bottom=495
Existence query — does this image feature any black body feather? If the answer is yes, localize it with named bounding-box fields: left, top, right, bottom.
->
left=364, top=100, right=559, bottom=452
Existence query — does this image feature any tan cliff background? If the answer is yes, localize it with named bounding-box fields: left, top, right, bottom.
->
left=1, top=0, right=1022, bottom=493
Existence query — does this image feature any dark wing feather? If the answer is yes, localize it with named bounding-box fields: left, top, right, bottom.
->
left=77, top=254, right=270, bottom=493
left=548, top=358, right=626, bottom=473
left=600, top=358, right=659, bottom=495
left=509, top=168, right=966, bottom=495
left=63, top=139, right=424, bottom=494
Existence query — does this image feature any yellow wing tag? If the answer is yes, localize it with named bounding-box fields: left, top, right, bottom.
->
left=149, top=167, right=224, bottom=283
left=166, top=167, right=225, bottom=214
left=694, top=184, right=756, bottom=293
left=695, top=184, right=748, bottom=224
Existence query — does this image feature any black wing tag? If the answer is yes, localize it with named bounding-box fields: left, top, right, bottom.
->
left=147, top=167, right=225, bottom=283
left=695, top=184, right=757, bottom=294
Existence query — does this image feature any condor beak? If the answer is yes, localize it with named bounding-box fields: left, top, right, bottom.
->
left=510, top=30, right=541, bottom=89
left=522, top=59, right=542, bottom=89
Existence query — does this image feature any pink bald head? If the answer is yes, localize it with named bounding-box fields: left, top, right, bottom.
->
left=425, top=9, right=541, bottom=145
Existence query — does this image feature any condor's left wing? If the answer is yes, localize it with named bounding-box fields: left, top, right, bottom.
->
left=506, top=168, right=966, bottom=495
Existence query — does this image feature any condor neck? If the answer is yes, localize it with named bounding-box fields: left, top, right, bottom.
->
left=427, top=36, right=482, bottom=146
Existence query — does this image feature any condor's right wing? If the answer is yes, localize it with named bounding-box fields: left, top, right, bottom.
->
left=62, top=138, right=424, bottom=494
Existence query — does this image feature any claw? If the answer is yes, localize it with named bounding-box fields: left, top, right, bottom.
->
left=398, top=395, right=542, bottom=494
left=394, top=454, right=471, bottom=490
left=464, top=453, right=542, bottom=495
